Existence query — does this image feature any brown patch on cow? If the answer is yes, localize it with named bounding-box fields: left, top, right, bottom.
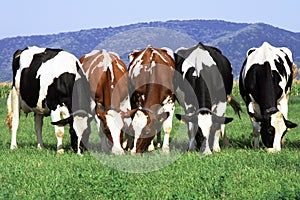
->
left=4, top=114, right=12, bottom=132
left=56, top=130, right=64, bottom=138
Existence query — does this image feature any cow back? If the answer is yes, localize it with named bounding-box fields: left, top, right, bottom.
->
left=80, top=50, right=128, bottom=109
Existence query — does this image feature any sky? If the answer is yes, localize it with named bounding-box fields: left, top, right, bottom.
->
left=0, top=0, right=299, bottom=39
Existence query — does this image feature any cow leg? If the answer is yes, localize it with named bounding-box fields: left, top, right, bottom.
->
left=96, top=116, right=110, bottom=154
left=212, top=124, right=222, bottom=153
left=221, top=128, right=230, bottom=147
left=51, top=109, right=65, bottom=154
left=162, top=102, right=174, bottom=153
left=251, top=119, right=261, bottom=149
left=187, top=122, right=196, bottom=152
left=8, top=88, right=20, bottom=149
left=148, top=139, right=155, bottom=152
left=198, top=115, right=213, bottom=155
left=34, top=114, right=44, bottom=149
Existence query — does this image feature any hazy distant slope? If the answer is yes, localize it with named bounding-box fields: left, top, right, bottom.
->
left=0, top=19, right=299, bottom=82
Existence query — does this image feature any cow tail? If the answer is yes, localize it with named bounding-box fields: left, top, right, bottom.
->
left=5, top=89, right=13, bottom=131
left=227, top=95, right=242, bottom=119
left=51, top=116, right=73, bottom=126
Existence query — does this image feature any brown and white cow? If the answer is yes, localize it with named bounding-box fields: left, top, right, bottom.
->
left=53, top=49, right=131, bottom=155
left=127, top=45, right=175, bottom=154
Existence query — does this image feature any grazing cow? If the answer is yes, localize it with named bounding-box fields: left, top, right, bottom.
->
left=239, top=42, right=297, bottom=152
left=174, top=42, right=241, bottom=155
left=52, top=49, right=131, bottom=155
left=127, top=45, right=175, bottom=154
left=5, top=46, right=80, bottom=153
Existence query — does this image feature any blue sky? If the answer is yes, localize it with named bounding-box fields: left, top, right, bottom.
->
left=1, top=0, right=299, bottom=39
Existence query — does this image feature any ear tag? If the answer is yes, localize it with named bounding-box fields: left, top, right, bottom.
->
left=180, top=120, right=186, bottom=124
left=287, top=128, right=291, bottom=131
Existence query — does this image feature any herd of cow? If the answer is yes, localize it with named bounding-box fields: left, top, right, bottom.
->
left=5, top=41, right=298, bottom=155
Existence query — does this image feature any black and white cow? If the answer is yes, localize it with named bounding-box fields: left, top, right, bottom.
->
left=174, top=42, right=241, bottom=155
left=239, top=42, right=297, bottom=152
left=6, top=46, right=80, bottom=153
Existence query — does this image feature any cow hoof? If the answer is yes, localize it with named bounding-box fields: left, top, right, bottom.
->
left=213, top=147, right=221, bottom=153
left=112, top=147, right=125, bottom=155
left=157, top=143, right=161, bottom=148
left=266, top=148, right=280, bottom=153
left=57, top=149, right=64, bottom=154
left=202, top=149, right=212, bottom=155
left=37, top=144, right=45, bottom=150
left=10, top=145, right=17, bottom=150
left=148, top=145, right=155, bottom=152
left=162, top=145, right=170, bottom=153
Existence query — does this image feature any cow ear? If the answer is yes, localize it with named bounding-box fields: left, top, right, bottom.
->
left=285, top=119, right=297, bottom=129
left=175, top=113, right=197, bottom=123
left=213, top=115, right=233, bottom=124
left=175, top=114, right=189, bottom=123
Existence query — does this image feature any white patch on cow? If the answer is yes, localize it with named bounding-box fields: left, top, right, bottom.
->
left=270, top=111, right=286, bottom=151
left=243, top=42, right=293, bottom=81
left=106, top=110, right=124, bottom=155
left=36, top=51, right=78, bottom=109
left=131, top=110, right=148, bottom=154
left=161, top=47, right=174, bottom=60
left=198, top=113, right=213, bottom=155
left=73, top=115, right=88, bottom=154
left=180, top=47, right=216, bottom=78
left=51, top=105, right=70, bottom=151
left=129, top=47, right=173, bottom=79
left=159, top=95, right=175, bottom=152
left=211, top=101, right=226, bottom=117
left=248, top=101, right=261, bottom=116
left=277, top=94, right=289, bottom=119
left=129, top=50, right=147, bottom=78
left=88, top=50, right=124, bottom=83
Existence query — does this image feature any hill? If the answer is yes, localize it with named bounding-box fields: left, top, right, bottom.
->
left=0, top=19, right=299, bottom=82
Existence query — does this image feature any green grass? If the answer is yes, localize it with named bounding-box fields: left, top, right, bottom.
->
left=0, top=86, right=300, bottom=199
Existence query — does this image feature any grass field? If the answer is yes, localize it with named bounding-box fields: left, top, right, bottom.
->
left=0, top=85, right=300, bottom=199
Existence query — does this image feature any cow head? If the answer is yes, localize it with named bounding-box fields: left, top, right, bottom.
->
left=126, top=108, right=169, bottom=154
left=251, top=109, right=297, bottom=151
left=96, top=106, right=130, bottom=155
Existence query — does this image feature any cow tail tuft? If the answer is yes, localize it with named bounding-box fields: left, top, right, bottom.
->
left=227, top=95, right=242, bottom=119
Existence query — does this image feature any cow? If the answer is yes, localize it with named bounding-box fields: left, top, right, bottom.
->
left=126, top=45, right=175, bottom=154
left=174, top=42, right=242, bottom=155
left=239, top=42, right=297, bottom=152
left=5, top=46, right=80, bottom=153
left=52, top=49, right=131, bottom=155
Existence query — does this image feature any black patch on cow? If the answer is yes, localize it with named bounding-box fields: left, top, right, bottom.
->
left=12, top=49, right=24, bottom=87
left=242, top=62, right=278, bottom=112
left=174, top=42, right=232, bottom=112
left=20, top=48, right=62, bottom=108
left=44, top=72, right=75, bottom=111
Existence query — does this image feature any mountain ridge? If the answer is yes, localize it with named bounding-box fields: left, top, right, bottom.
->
left=0, top=19, right=299, bottom=82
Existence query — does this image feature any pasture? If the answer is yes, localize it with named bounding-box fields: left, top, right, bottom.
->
left=0, top=83, right=300, bottom=199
